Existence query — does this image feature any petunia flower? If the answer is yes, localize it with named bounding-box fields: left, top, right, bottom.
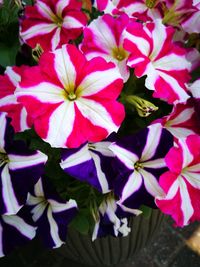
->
left=93, top=0, right=164, bottom=21
left=80, top=14, right=130, bottom=82
left=152, top=102, right=200, bottom=139
left=92, top=195, right=141, bottom=240
left=60, top=135, right=117, bottom=194
left=110, top=123, right=173, bottom=209
left=0, top=66, right=32, bottom=132
left=156, top=135, right=200, bottom=226
left=182, top=1, right=200, bottom=33
left=124, top=19, right=191, bottom=104
left=20, top=0, right=88, bottom=51
left=26, top=177, right=77, bottom=248
left=16, top=44, right=125, bottom=148
left=0, top=207, right=36, bottom=257
left=0, top=112, right=48, bottom=215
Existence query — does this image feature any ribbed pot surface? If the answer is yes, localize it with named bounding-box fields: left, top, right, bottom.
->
left=57, top=209, right=165, bottom=266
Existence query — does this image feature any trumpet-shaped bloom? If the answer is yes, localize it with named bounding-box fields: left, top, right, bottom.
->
left=81, top=14, right=130, bottom=82
left=110, top=124, right=173, bottom=208
left=16, top=44, right=125, bottom=148
left=94, top=0, right=163, bottom=21
left=124, top=19, right=191, bottom=104
left=0, top=208, right=36, bottom=257
left=60, top=136, right=116, bottom=193
left=156, top=135, right=200, bottom=226
left=92, top=196, right=141, bottom=240
left=27, top=177, right=77, bottom=248
left=153, top=102, right=200, bottom=138
left=20, top=0, right=87, bottom=51
left=0, top=112, right=48, bottom=215
left=0, top=66, right=32, bottom=132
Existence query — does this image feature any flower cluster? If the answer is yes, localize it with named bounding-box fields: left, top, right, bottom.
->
left=0, top=0, right=200, bottom=257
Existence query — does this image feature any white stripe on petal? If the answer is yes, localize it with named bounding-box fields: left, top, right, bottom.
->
left=27, top=194, right=44, bottom=206
left=182, top=170, right=200, bottom=189
left=0, top=113, right=7, bottom=152
left=21, top=23, right=56, bottom=41
left=16, top=82, right=64, bottom=103
left=56, top=0, right=70, bottom=16
left=92, top=220, right=100, bottom=241
left=128, top=57, right=145, bottom=66
left=50, top=199, right=77, bottom=213
left=167, top=127, right=195, bottom=138
left=34, top=178, right=44, bottom=197
left=90, top=151, right=110, bottom=193
left=158, top=179, right=179, bottom=200
left=109, top=143, right=138, bottom=170
left=63, top=16, right=85, bottom=29
left=51, top=28, right=61, bottom=51
left=0, top=95, right=17, bottom=106
left=37, top=0, right=55, bottom=20
left=2, top=165, right=20, bottom=214
left=121, top=172, right=143, bottom=203
left=88, top=17, right=117, bottom=51
left=168, top=108, right=194, bottom=126
left=20, top=107, right=29, bottom=131
left=0, top=223, right=4, bottom=257
left=142, top=158, right=166, bottom=168
left=179, top=179, right=194, bottom=225
left=140, top=169, right=164, bottom=197
left=54, top=46, right=76, bottom=91
left=124, top=30, right=150, bottom=56
left=153, top=54, right=191, bottom=71
left=76, top=98, right=118, bottom=133
left=150, top=20, right=167, bottom=60
left=47, top=102, right=75, bottom=147
left=31, top=202, right=47, bottom=221
left=77, top=68, right=121, bottom=97
left=5, top=67, right=21, bottom=86
left=2, top=215, right=36, bottom=239
left=47, top=207, right=64, bottom=248
left=8, top=151, right=47, bottom=171
left=179, top=138, right=193, bottom=168
left=141, top=124, right=162, bottom=161
left=60, top=144, right=90, bottom=169
left=157, top=71, right=190, bottom=103
left=89, top=141, right=114, bottom=157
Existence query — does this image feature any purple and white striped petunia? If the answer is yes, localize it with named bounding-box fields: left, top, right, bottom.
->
left=152, top=102, right=200, bottom=139
left=0, top=112, right=48, bottom=215
left=27, top=177, right=77, bottom=248
left=60, top=136, right=117, bottom=193
left=16, top=44, right=125, bottom=148
left=0, top=66, right=32, bottom=132
left=92, top=195, right=141, bottom=240
left=156, top=135, right=200, bottom=226
left=124, top=19, right=191, bottom=104
left=80, top=14, right=130, bottom=82
left=0, top=207, right=36, bottom=257
left=20, top=0, right=88, bottom=51
left=110, top=123, right=173, bottom=209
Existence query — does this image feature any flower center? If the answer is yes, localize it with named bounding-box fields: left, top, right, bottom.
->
left=112, top=47, right=127, bottom=61
left=68, top=92, right=77, bottom=101
left=145, top=0, right=157, bottom=8
left=53, top=15, right=63, bottom=27
left=134, top=161, right=143, bottom=171
left=0, top=152, right=9, bottom=167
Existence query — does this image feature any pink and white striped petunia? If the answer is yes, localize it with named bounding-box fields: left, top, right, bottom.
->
left=0, top=66, right=32, bottom=132
left=80, top=14, right=130, bottom=82
left=156, top=135, right=200, bottom=226
left=20, top=0, right=88, bottom=51
left=16, top=44, right=125, bottom=148
left=124, top=19, right=191, bottom=104
left=152, top=102, right=200, bottom=139
left=93, top=0, right=163, bottom=21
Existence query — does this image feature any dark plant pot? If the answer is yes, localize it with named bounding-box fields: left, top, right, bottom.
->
left=57, top=209, right=165, bottom=266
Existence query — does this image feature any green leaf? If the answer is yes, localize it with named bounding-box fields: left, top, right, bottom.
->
left=140, top=205, right=152, bottom=219
left=69, top=212, right=90, bottom=235
left=0, top=41, right=19, bottom=67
